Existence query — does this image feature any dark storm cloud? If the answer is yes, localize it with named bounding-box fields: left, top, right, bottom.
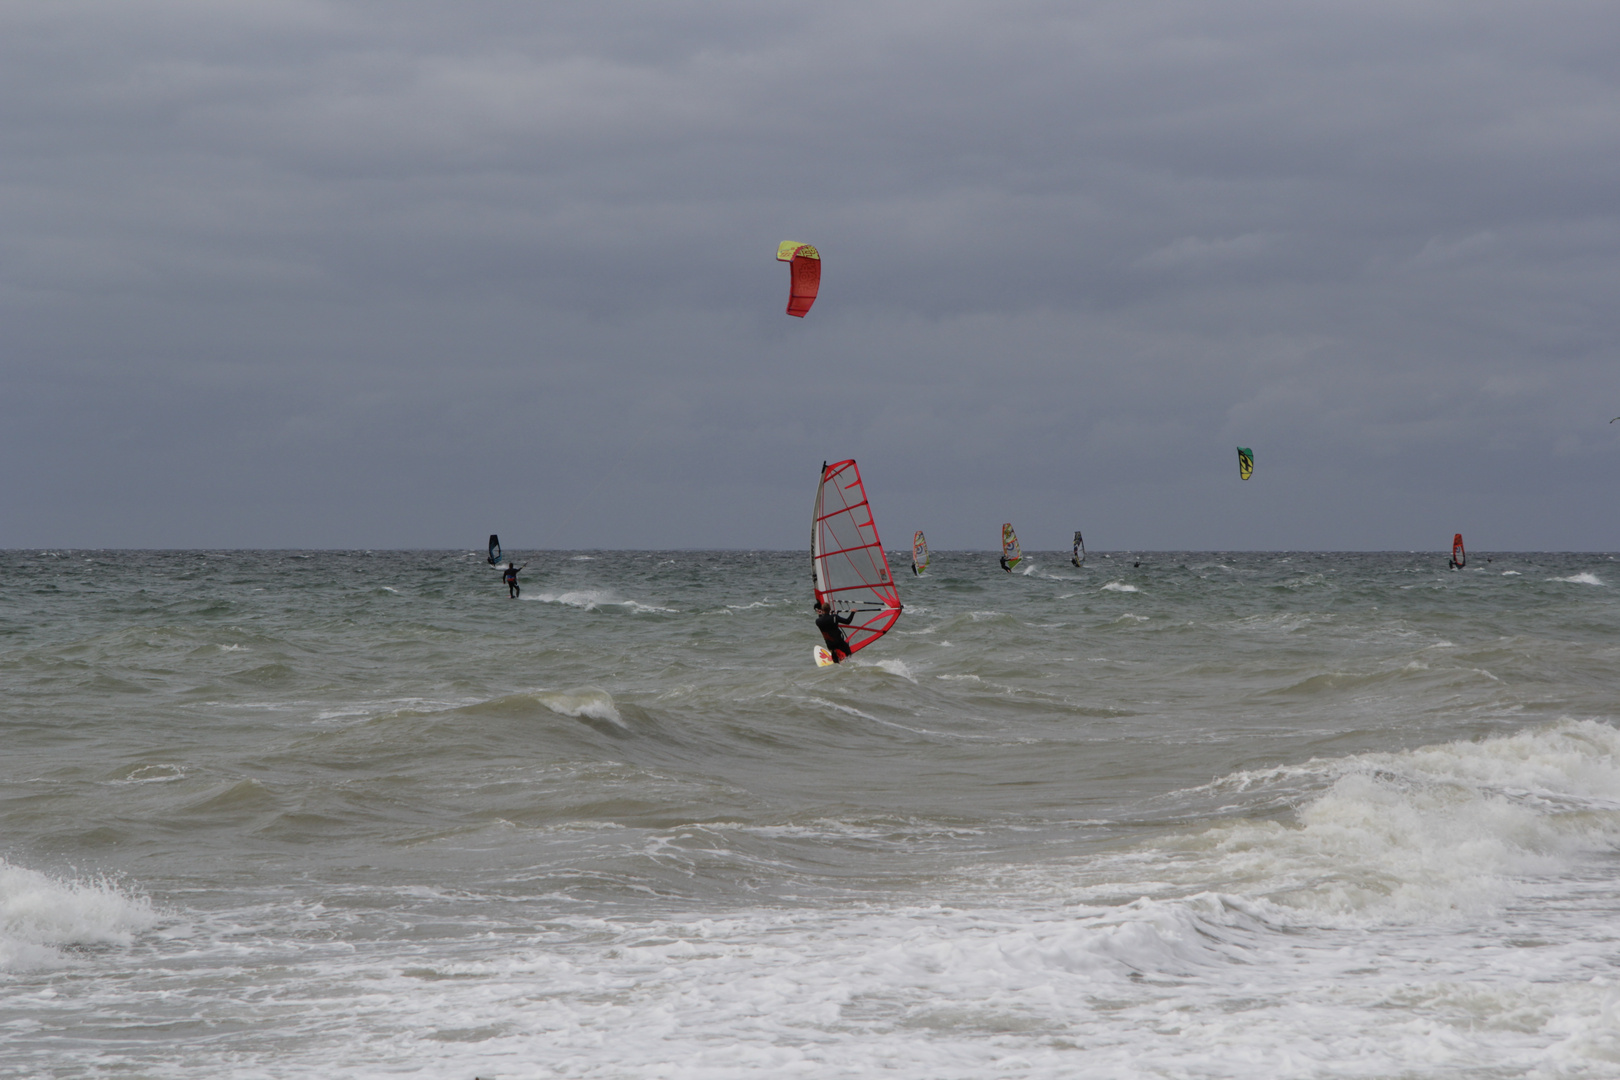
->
left=3, top=1, right=1618, bottom=549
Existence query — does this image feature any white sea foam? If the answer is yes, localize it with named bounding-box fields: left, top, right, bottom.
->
left=114, top=763, right=185, bottom=784
left=0, top=861, right=156, bottom=971
left=135, top=830, right=1620, bottom=1079
left=534, top=687, right=624, bottom=726
left=1102, top=581, right=1139, bottom=592
left=806, top=696, right=883, bottom=724
left=528, top=589, right=674, bottom=613
left=1550, top=572, right=1604, bottom=585
left=1134, top=720, right=1620, bottom=925
left=873, top=659, right=917, bottom=682
left=21, top=729, right=1620, bottom=1078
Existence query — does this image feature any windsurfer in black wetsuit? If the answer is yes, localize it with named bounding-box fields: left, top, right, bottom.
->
left=502, top=562, right=527, bottom=598
left=999, top=556, right=1011, bottom=573
left=815, top=600, right=854, bottom=662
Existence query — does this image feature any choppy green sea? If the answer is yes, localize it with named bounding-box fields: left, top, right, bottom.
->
left=3, top=548, right=1619, bottom=1078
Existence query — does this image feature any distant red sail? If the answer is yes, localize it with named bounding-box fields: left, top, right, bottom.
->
left=1451, top=533, right=1466, bottom=568
left=777, top=241, right=821, bottom=318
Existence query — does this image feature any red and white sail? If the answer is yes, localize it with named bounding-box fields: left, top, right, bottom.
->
left=812, top=460, right=902, bottom=653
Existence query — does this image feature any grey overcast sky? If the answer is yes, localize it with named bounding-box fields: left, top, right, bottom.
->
left=4, top=1, right=1618, bottom=550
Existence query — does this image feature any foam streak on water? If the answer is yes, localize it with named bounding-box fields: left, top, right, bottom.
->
left=2, top=550, right=1619, bottom=1077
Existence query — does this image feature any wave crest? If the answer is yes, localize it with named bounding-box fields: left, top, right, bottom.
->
left=1151, top=720, right=1620, bottom=924
left=528, top=589, right=674, bottom=613
left=535, top=688, right=624, bottom=726
left=0, top=860, right=156, bottom=970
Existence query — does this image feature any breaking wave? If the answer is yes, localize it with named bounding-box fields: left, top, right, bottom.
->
left=0, top=860, right=157, bottom=971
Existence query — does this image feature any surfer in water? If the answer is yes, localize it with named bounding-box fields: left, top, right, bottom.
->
left=999, top=556, right=1012, bottom=573
left=502, top=562, right=527, bottom=598
left=815, top=600, right=854, bottom=663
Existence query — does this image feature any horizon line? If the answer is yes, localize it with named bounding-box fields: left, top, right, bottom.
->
left=7, top=548, right=1616, bottom=556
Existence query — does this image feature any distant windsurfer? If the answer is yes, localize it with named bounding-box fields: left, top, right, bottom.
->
left=502, top=562, right=527, bottom=598
left=815, top=600, right=853, bottom=662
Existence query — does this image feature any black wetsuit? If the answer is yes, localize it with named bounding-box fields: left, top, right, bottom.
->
left=503, top=565, right=521, bottom=598
left=816, top=608, right=854, bottom=662
left=999, top=557, right=1011, bottom=573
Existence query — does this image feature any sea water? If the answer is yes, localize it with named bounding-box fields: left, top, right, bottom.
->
left=3, top=549, right=1619, bottom=1078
